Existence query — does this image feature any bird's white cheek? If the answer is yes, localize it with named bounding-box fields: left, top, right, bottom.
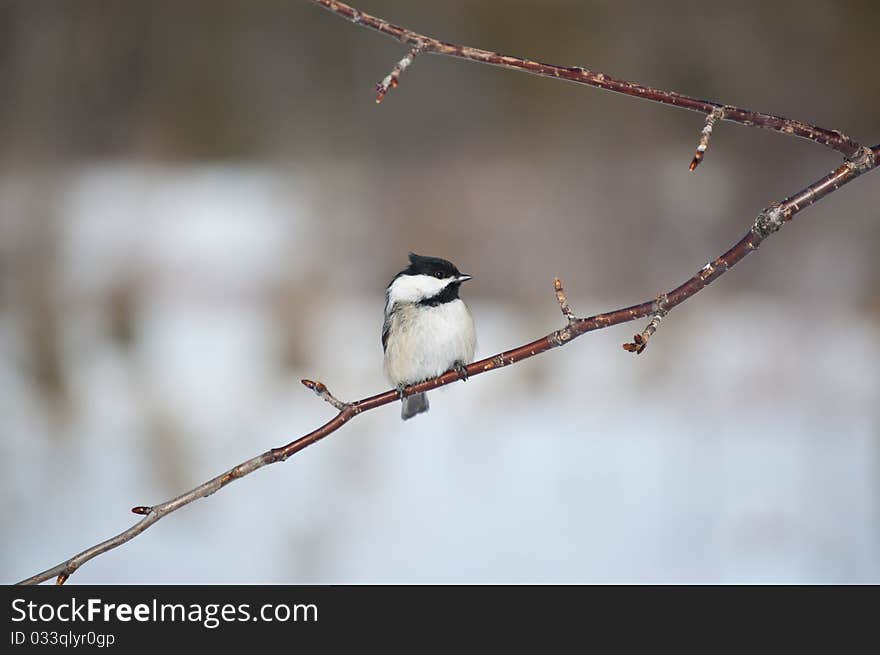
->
left=387, top=274, right=447, bottom=305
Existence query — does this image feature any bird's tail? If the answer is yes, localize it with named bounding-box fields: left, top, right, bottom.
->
left=401, top=392, right=429, bottom=420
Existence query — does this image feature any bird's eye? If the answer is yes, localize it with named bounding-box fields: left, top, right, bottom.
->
left=434, top=271, right=444, bottom=278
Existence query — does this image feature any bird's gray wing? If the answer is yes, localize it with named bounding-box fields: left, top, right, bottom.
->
left=381, top=312, right=391, bottom=352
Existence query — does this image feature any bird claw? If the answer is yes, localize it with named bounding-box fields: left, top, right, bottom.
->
left=454, top=362, right=469, bottom=381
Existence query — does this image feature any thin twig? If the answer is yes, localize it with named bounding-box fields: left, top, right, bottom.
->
left=301, top=379, right=350, bottom=411
left=310, top=0, right=868, bottom=160
left=375, top=46, right=422, bottom=104
left=554, top=277, right=576, bottom=323
left=623, top=294, right=669, bottom=354
left=690, top=108, right=725, bottom=171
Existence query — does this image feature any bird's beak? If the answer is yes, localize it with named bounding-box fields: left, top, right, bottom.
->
left=456, top=274, right=473, bottom=283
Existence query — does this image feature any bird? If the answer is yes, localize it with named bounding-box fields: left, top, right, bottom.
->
left=382, top=253, right=476, bottom=420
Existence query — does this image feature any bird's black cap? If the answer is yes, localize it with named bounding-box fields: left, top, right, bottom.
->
left=404, top=253, right=462, bottom=279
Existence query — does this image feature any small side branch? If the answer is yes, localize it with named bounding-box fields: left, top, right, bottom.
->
left=376, top=46, right=423, bottom=104
left=302, top=379, right=350, bottom=411
left=690, top=108, right=725, bottom=171
left=554, top=277, right=577, bottom=323
left=623, top=294, right=669, bottom=354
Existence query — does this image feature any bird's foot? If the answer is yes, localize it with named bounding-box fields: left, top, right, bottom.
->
left=453, top=362, right=469, bottom=381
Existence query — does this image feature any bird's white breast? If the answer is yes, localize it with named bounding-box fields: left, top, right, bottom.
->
left=384, top=299, right=476, bottom=386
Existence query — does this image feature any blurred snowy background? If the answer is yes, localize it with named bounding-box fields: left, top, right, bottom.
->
left=2, top=0, right=879, bottom=583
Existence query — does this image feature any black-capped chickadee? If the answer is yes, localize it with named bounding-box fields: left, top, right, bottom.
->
left=382, top=253, right=476, bottom=420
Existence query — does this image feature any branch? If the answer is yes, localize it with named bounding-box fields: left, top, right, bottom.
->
left=15, top=3, right=879, bottom=584
left=375, top=45, right=422, bottom=104
left=554, top=277, right=576, bottom=323
left=309, top=0, right=873, bottom=167
left=623, top=294, right=669, bottom=354
left=689, top=108, right=724, bottom=172
left=301, top=378, right=350, bottom=411
left=17, top=145, right=877, bottom=586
